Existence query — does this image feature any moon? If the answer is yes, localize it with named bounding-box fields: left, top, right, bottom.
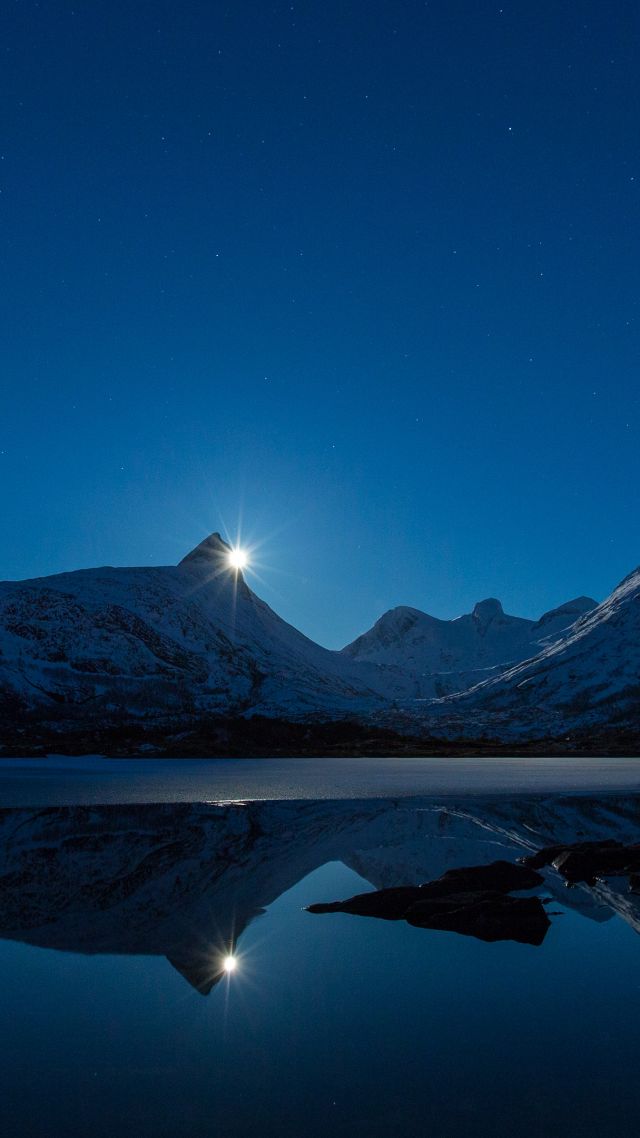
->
left=227, top=548, right=248, bottom=570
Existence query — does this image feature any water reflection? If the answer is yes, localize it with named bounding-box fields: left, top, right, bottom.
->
left=1, top=793, right=640, bottom=990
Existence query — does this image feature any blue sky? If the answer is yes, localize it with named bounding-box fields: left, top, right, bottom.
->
left=1, top=1, right=638, bottom=647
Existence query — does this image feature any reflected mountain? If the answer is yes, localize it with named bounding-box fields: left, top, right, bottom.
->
left=1, top=793, right=640, bottom=992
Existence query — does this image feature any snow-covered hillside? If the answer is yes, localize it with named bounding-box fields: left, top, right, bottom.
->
left=342, top=595, right=596, bottom=697
left=432, top=567, right=640, bottom=738
left=0, top=533, right=391, bottom=723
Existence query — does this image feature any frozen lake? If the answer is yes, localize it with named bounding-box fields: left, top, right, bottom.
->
left=0, top=753, right=639, bottom=805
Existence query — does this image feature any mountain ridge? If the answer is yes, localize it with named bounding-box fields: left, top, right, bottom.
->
left=341, top=591, right=597, bottom=699
left=0, top=533, right=637, bottom=747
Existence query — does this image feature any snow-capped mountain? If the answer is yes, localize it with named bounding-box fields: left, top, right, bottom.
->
left=0, top=533, right=392, bottom=724
left=0, top=533, right=637, bottom=744
left=342, top=595, right=597, bottom=697
left=434, top=566, right=640, bottom=738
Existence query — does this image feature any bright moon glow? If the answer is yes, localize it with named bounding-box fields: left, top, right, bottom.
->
left=227, top=548, right=248, bottom=570
left=223, top=955, right=237, bottom=973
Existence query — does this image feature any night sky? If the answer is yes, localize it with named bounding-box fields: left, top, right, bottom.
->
left=2, top=1, right=639, bottom=647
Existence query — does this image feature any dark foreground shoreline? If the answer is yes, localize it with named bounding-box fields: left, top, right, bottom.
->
left=2, top=714, right=640, bottom=759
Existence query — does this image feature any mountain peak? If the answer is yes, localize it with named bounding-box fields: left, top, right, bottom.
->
left=472, top=598, right=504, bottom=622
left=178, top=532, right=232, bottom=568
left=534, top=596, right=597, bottom=631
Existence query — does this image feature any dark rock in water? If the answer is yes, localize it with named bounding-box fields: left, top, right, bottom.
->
left=306, top=885, right=423, bottom=919
left=629, top=874, right=640, bottom=894
left=405, top=892, right=550, bottom=946
left=305, top=861, right=542, bottom=920
left=306, top=859, right=549, bottom=945
left=522, top=840, right=622, bottom=871
left=419, top=860, right=543, bottom=896
left=553, top=844, right=640, bottom=883
left=522, top=839, right=640, bottom=885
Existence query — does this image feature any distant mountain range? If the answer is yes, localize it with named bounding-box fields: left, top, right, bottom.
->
left=342, top=594, right=598, bottom=697
left=0, top=532, right=638, bottom=748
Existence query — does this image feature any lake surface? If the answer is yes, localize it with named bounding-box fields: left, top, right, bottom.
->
left=1, top=753, right=640, bottom=805
left=2, top=762, right=640, bottom=1136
